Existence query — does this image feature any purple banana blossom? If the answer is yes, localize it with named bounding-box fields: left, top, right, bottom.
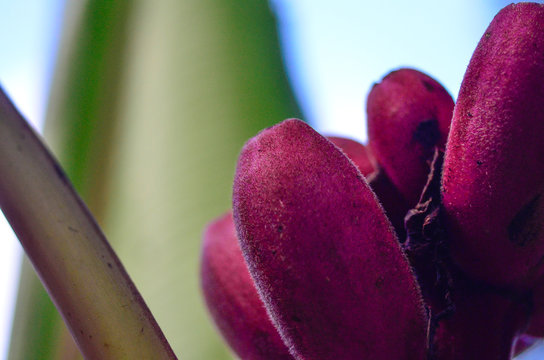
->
left=200, top=3, right=544, bottom=360
left=232, top=119, right=427, bottom=359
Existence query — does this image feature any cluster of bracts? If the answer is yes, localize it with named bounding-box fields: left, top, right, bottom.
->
left=200, top=3, right=544, bottom=359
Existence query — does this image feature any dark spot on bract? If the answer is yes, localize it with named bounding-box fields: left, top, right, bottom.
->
left=291, top=314, right=302, bottom=323
left=476, top=160, right=483, bottom=166
left=422, top=80, right=435, bottom=92
left=277, top=225, right=283, bottom=233
left=375, top=276, right=385, bottom=289
left=413, top=118, right=441, bottom=151
left=107, top=262, right=112, bottom=268
left=508, top=194, right=542, bottom=246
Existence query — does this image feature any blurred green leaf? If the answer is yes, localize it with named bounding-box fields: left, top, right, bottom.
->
left=9, top=0, right=300, bottom=359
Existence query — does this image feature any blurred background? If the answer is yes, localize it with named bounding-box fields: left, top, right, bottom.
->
left=0, top=0, right=542, bottom=359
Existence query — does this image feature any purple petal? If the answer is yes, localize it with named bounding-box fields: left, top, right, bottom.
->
left=367, top=68, right=454, bottom=207
left=233, top=119, right=427, bottom=360
left=200, top=212, right=293, bottom=360
left=441, top=3, right=544, bottom=286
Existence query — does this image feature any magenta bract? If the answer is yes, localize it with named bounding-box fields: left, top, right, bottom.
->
left=441, top=3, right=544, bottom=287
left=233, top=119, right=427, bottom=359
left=200, top=212, right=293, bottom=360
left=367, top=68, right=454, bottom=207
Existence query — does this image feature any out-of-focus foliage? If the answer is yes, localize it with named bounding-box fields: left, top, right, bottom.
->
left=8, top=1, right=300, bottom=359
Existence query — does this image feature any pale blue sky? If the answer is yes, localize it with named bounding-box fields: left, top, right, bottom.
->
left=0, top=1, right=543, bottom=359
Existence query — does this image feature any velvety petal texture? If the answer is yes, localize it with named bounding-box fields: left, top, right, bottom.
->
left=200, top=212, right=293, bottom=360
left=441, top=3, right=544, bottom=287
left=233, top=119, right=427, bottom=360
left=326, top=136, right=375, bottom=176
left=367, top=68, right=454, bottom=207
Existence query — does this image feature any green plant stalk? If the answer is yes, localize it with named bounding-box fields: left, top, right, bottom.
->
left=0, top=88, right=177, bottom=359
